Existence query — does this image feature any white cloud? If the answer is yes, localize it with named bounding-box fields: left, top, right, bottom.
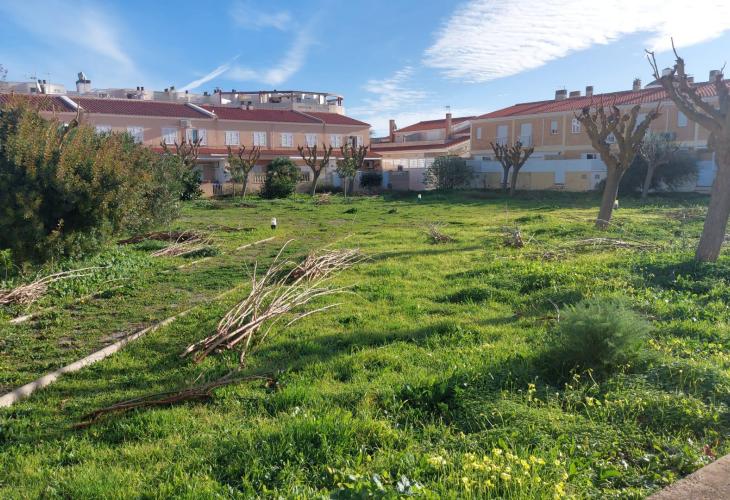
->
left=181, top=57, right=240, bottom=91
left=0, top=1, right=134, bottom=71
left=230, top=1, right=292, bottom=30
left=227, top=30, right=315, bottom=87
left=424, top=0, right=730, bottom=83
left=348, top=67, right=478, bottom=136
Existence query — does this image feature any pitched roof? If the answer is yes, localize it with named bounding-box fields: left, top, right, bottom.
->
left=0, top=93, right=74, bottom=112
left=477, top=80, right=730, bottom=119
left=371, top=137, right=470, bottom=153
left=396, top=116, right=475, bottom=133
left=151, top=145, right=381, bottom=159
left=303, top=112, right=370, bottom=126
left=72, top=97, right=206, bottom=118
left=201, top=105, right=320, bottom=123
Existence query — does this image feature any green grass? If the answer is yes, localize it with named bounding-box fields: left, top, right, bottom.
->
left=1, top=191, right=729, bottom=498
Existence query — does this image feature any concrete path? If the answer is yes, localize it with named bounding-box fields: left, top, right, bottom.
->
left=649, top=454, right=730, bottom=499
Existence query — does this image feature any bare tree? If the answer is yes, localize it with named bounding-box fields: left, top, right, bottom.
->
left=160, top=136, right=203, bottom=170
left=490, top=142, right=512, bottom=192
left=647, top=43, right=730, bottom=262
left=297, top=143, right=333, bottom=196
left=490, top=141, right=535, bottom=195
left=576, top=104, right=660, bottom=228
left=639, top=132, right=679, bottom=199
left=227, top=145, right=261, bottom=198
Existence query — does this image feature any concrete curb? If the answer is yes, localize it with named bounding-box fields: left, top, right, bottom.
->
left=648, top=454, right=730, bottom=499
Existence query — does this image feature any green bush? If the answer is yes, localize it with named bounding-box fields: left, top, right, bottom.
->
left=260, top=157, right=300, bottom=199
left=423, top=156, right=474, bottom=190
left=543, top=298, right=650, bottom=378
left=179, top=167, right=202, bottom=201
left=0, top=101, right=182, bottom=264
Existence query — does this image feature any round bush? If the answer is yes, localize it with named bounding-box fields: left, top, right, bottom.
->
left=260, top=157, right=300, bottom=199
left=544, top=298, right=650, bottom=378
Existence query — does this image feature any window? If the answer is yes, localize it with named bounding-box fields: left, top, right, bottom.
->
left=355, top=135, right=363, bottom=147
left=305, top=133, right=317, bottom=147
left=606, top=132, right=616, bottom=144
left=253, top=131, right=267, bottom=146
left=496, top=124, right=508, bottom=144
left=678, top=111, right=688, bottom=127
left=186, top=128, right=207, bottom=145
left=330, top=134, right=342, bottom=147
left=127, top=126, right=144, bottom=144
left=585, top=153, right=597, bottom=160
left=571, top=118, right=581, bottom=134
left=550, top=120, right=559, bottom=135
left=162, top=127, right=178, bottom=145
left=95, top=125, right=112, bottom=135
left=281, top=132, right=294, bottom=148
left=225, top=131, right=240, bottom=146
left=476, top=127, right=482, bottom=140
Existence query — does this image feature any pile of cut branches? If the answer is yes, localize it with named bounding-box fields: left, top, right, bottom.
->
left=425, top=222, right=454, bottom=244
left=0, top=267, right=101, bottom=307
left=315, top=193, right=332, bottom=205
left=503, top=227, right=527, bottom=248
left=151, top=232, right=213, bottom=258
left=182, top=242, right=363, bottom=364
left=119, top=230, right=203, bottom=245
left=565, top=238, right=658, bottom=251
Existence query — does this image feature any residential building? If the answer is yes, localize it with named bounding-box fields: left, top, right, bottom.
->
left=372, top=113, right=475, bottom=190
left=0, top=76, right=371, bottom=196
left=469, top=74, right=725, bottom=192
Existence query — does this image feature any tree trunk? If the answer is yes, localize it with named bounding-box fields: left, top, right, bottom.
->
left=509, top=167, right=521, bottom=196
left=596, top=168, right=621, bottom=229
left=696, top=154, right=730, bottom=262
left=311, top=168, right=321, bottom=196
left=241, top=175, right=249, bottom=200
left=641, top=163, right=656, bottom=199
left=501, top=166, right=510, bottom=192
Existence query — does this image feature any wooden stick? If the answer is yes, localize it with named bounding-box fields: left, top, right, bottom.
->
left=235, top=236, right=276, bottom=252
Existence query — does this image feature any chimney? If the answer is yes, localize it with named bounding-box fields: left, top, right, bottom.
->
left=555, top=89, right=567, bottom=101
left=445, top=112, right=453, bottom=139
left=388, top=119, right=397, bottom=142
left=569, top=90, right=581, bottom=98
left=76, top=71, right=91, bottom=93
left=662, top=67, right=672, bottom=77
left=687, top=76, right=694, bottom=84
left=585, top=86, right=594, bottom=97
left=632, top=78, right=641, bottom=91
left=710, top=69, right=722, bottom=81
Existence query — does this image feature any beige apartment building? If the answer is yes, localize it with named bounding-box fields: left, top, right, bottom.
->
left=0, top=92, right=372, bottom=195
left=372, top=113, right=474, bottom=190
left=470, top=75, right=724, bottom=192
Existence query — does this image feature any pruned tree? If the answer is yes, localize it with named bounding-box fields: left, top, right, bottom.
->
left=576, top=104, right=660, bottom=228
left=227, top=145, right=261, bottom=198
left=490, top=142, right=512, bottom=192
left=638, top=132, right=679, bottom=199
left=338, top=142, right=369, bottom=198
left=160, top=136, right=202, bottom=170
left=647, top=42, right=730, bottom=262
left=297, top=142, right=333, bottom=196
left=161, top=136, right=204, bottom=200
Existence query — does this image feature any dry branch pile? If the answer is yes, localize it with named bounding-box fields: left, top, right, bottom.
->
left=426, top=223, right=454, bottom=244
left=151, top=232, right=213, bottom=258
left=119, top=230, right=203, bottom=245
left=565, top=238, right=657, bottom=251
left=0, top=267, right=101, bottom=307
left=315, top=193, right=332, bottom=205
left=503, top=227, right=526, bottom=248
left=182, top=243, right=363, bottom=364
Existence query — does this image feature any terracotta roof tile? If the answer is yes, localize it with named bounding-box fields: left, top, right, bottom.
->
left=477, top=81, right=730, bottom=119
left=371, top=137, right=470, bottom=153
left=396, top=116, right=475, bottom=133
left=0, top=93, right=74, bottom=112
left=303, top=112, right=370, bottom=126
left=73, top=97, right=205, bottom=118
left=201, top=105, right=320, bottom=123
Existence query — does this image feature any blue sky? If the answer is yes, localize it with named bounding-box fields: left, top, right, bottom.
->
left=2, top=0, right=730, bottom=135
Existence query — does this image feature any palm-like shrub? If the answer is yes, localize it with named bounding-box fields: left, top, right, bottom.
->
left=260, top=157, right=301, bottom=199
